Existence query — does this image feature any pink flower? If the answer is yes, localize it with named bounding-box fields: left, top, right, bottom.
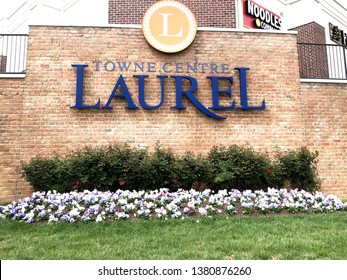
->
left=267, top=169, right=272, bottom=174
left=172, top=178, right=178, bottom=185
left=75, top=180, right=81, bottom=186
left=120, top=181, right=125, bottom=186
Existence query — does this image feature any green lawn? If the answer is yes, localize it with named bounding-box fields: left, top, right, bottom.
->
left=0, top=212, right=346, bottom=260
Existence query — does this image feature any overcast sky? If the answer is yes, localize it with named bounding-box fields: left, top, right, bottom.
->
left=0, top=0, right=24, bottom=18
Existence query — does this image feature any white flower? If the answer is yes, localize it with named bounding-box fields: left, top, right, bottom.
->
left=145, top=202, right=155, bottom=209
left=96, top=214, right=103, bottom=222
left=69, top=208, right=80, bottom=217
left=118, top=198, right=127, bottom=205
left=48, top=214, right=58, bottom=223
left=198, top=208, right=207, bottom=216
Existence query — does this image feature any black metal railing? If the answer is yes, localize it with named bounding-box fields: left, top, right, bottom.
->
left=297, top=43, right=347, bottom=80
left=0, top=34, right=28, bottom=74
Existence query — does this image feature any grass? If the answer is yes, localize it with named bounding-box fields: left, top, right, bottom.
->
left=0, top=212, right=346, bottom=260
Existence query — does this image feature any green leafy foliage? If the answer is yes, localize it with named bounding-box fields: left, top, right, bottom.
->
left=21, top=156, right=62, bottom=191
left=21, top=144, right=321, bottom=193
left=142, top=146, right=176, bottom=190
left=207, top=145, right=274, bottom=191
left=172, top=153, right=212, bottom=191
left=276, top=147, right=320, bottom=192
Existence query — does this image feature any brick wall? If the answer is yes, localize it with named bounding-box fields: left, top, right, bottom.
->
left=1, top=25, right=346, bottom=201
left=300, top=83, right=347, bottom=197
left=0, top=78, right=30, bottom=202
left=108, top=0, right=237, bottom=28
left=292, top=22, right=327, bottom=44
left=291, top=22, right=329, bottom=79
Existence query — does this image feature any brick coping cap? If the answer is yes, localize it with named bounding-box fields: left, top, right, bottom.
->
left=301, top=79, right=347, bottom=84
left=0, top=74, right=25, bottom=79
left=28, top=24, right=298, bottom=35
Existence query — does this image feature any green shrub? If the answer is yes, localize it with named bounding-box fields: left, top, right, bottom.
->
left=21, top=156, right=62, bottom=192
left=172, top=153, right=212, bottom=191
left=117, top=147, right=149, bottom=191
left=21, top=143, right=320, bottom=193
left=138, top=145, right=176, bottom=190
left=207, top=145, right=273, bottom=191
left=277, top=147, right=320, bottom=192
left=61, top=147, right=109, bottom=191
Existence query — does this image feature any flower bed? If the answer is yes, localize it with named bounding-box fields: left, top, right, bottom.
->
left=1, top=188, right=346, bottom=223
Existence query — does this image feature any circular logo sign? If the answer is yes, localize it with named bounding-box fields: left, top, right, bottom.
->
left=142, top=0, right=197, bottom=53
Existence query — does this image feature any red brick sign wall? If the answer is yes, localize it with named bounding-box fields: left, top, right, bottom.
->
left=0, top=26, right=346, bottom=201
